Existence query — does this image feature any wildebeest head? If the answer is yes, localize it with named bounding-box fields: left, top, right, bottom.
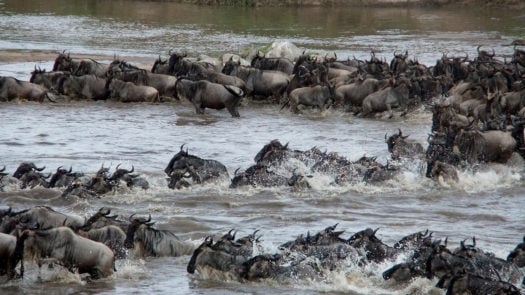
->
left=238, top=254, right=281, bottom=281
left=167, top=51, right=187, bottom=75
left=390, top=50, right=409, bottom=75
left=83, top=207, right=115, bottom=230
left=124, top=213, right=153, bottom=249
left=254, top=139, right=289, bottom=165
left=52, top=52, right=73, bottom=72
left=394, top=229, right=432, bottom=250
left=221, top=58, right=241, bottom=75
left=48, top=166, right=75, bottom=188
left=187, top=236, right=214, bottom=274
left=108, top=164, right=134, bottom=182
left=385, top=129, right=408, bottom=153
left=151, top=55, right=168, bottom=74
left=347, top=227, right=398, bottom=262
left=507, top=236, right=525, bottom=268
left=164, top=144, right=190, bottom=176
left=13, top=162, right=45, bottom=179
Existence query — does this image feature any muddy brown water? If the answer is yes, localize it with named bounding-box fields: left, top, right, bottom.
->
left=0, top=1, right=524, bottom=294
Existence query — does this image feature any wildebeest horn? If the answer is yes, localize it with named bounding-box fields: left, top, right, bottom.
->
left=146, top=214, right=151, bottom=223
left=234, top=168, right=240, bottom=176
left=36, top=165, right=45, bottom=171
left=129, top=213, right=136, bottom=222
left=180, top=143, right=186, bottom=152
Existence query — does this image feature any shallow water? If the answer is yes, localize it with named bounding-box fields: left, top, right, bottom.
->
left=0, top=1, right=524, bottom=294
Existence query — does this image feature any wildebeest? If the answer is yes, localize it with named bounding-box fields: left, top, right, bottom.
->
left=283, top=83, right=335, bottom=113
left=229, top=164, right=289, bottom=188
left=361, top=77, right=412, bottom=118
left=17, top=226, right=115, bottom=279
left=438, top=273, right=521, bottom=295
left=124, top=214, right=195, bottom=257
left=334, top=76, right=386, bottom=109
left=238, top=253, right=325, bottom=282
left=174, top=77, right=243, bottom=117
left=58, top=74, right=109, bottom=100
left=250, top=50, right=294, bottom=75
left=167, top=52, right=245, bottom=90
left=151, top=56, right=170, bottom=74
left=222, top=59, right=290, bottom=102
left=164, top=144, right=229, bottom=188
left=108, top=63, right=177, bottom=99
left=0, top=206, right=84, bottom=234
left=29, top=67, right=68, bottom=93
left=0, top=232, right=18, bottom=279
left=187, top=236, right=246, bottom=279
left=77, top=225, right=127, bottom=259
left=48, top=166, right=81, bottom=188
left=0, top=76, right=49, bottom=102
left=507, top=236, right=525, bottom=268
left=454, top=129, right=516, bottom=164
left=74, top=59, right=109, bottom=77
left=347, top=228, right=401, bottom=263
left=385, top=129, right=424, bottom=160
left=83, top=208, right=127, bottom=232
left=52, top=52, right=83, bottom=73
left=106, top=78, right=159, bottom=103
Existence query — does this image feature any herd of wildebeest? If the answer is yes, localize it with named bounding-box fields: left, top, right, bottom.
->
left=1, top=43, right=525, bottom=293
left=0, top=205, right=524, bottom=294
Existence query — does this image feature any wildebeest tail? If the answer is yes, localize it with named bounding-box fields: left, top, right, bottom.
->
left=223, top=84, right=244, bottom=97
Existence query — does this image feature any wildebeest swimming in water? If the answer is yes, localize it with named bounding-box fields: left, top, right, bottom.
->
left=385, top=129, right=424, bottom=160
left=164, top=144, right=229, bottom=189
left=15, top=225, right=115, bottom=279
left=124, top=214, right=195, bottom=258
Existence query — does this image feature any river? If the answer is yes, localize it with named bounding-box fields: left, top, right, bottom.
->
left=0, top=1, right=524, bottom=294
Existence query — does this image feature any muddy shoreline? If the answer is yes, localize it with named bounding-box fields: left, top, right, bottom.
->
left=176, top=0, right=525, bottom=9
left=0, top=50, right=155, bottom=71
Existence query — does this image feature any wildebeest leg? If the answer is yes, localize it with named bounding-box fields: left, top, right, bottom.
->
left=227, top=105, right=240, bottom=117
left=387, top=104, right=393, bottom=119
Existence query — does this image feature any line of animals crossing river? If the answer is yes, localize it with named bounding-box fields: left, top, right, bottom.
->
left=1, top=41, right=525, bottom=293
left=0, top=205, right=524, bottom=294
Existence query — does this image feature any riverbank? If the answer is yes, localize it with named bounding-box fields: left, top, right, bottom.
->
left=177, top=0, right=525, bottom=9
